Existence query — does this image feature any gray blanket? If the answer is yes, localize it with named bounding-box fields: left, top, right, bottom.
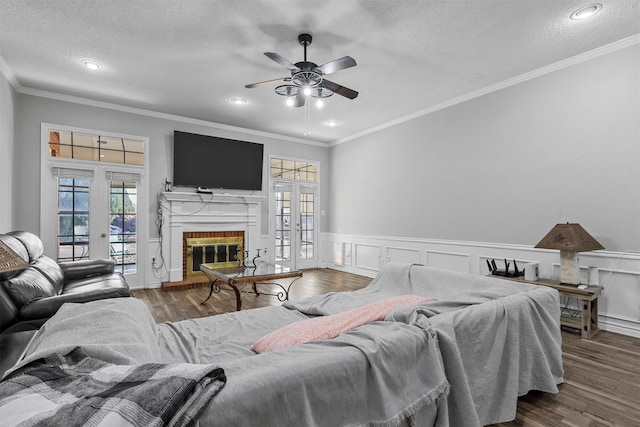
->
left=9, top=264, right=563, bottom=427
left=286, top=263, right=564, bottom=426
left=158, top=308, right=451, bottom=426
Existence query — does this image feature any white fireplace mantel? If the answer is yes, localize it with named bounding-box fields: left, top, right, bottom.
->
left=161, top=191, right=263, bottom=282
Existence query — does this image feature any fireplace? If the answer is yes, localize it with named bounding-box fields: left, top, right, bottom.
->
left=160, top=191, right=262, bottom=291
left=183, top=231, right=244, bottom=279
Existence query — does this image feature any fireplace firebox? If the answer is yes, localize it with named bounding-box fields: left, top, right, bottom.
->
left=183, top=231, right=244, bottom=280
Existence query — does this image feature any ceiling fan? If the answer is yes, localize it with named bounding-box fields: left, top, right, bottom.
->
left=245, top=33, right=358, bottom=108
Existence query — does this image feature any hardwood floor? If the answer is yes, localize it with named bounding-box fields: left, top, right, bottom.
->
left=132, top=269, right=640, bottom=426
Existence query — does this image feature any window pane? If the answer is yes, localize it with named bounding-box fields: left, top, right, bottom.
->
left=99, top=136, right=123, bottom=151
left=101, top=149, right=124, bottom=163
left=125, top=152, right=145, bottom=165
left=123, top=139, right=144, bottom=153
left=73, top=191, right=89, bottom=211
left=48, top=129, right=145, bottom=166
left=73, top=133, right=95, bottom=148
left=74, top=146, right=97, bottom=161
left=269, top=157, right=318, bottom=182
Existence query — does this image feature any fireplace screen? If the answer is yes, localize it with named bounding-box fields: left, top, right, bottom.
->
left=185, top=236, right=243, bottom=278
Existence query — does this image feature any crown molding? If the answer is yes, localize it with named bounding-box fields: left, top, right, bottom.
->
left=4, top=33, right=638, bottom=148
left=331, top=33, right=640, bottom=147
left=0, top=54, right=21, bottom=91
left=17, top=86, right=327, bottom=147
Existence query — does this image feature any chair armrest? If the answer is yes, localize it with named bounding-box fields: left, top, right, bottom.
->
left=19, top=282, right=130, bottom=320
left=60, top=259, right=115, bottom=281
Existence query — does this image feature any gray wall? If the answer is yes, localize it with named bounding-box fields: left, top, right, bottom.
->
left=329, top=44, right=640, bottom=252
left=0, top=70, right=17, bottom=231
left=13, top=95, right=329, bottom=238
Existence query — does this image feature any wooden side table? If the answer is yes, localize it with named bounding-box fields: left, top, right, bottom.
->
left=492, top=276, right=603, bottom=339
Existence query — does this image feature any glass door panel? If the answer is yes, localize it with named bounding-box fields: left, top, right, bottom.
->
left=298, top=187, right=316, bottom=268
left=274, top=186, right=292, bottom=263
left=272, top=182, right=318, bottom=269
left=109, top=180, right=138, bottom=274
left=57, top=178, right=90, bottom=262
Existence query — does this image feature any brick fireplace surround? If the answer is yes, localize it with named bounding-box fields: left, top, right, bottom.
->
left=160, top=192, right=262, bottom=291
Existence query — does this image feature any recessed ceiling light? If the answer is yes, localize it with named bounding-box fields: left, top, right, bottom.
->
left=81, top=59, right=103, bottom=70
left=230, top=97, right=247, bottom=105
left=324, top=119, right=340, bottom=127
left=570, top=3, right=602, bottom=20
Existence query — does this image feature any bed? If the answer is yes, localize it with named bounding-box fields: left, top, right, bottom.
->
left=0, top=263, right=564, bottom=426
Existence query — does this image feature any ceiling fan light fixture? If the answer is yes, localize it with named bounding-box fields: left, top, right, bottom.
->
left=316, top=99, right=324, bottom=108
left=246, top=34, right=358, bottom=108
left=570, top=3, right=602, bottom=20
left=286, top=97, right=294, bottom=107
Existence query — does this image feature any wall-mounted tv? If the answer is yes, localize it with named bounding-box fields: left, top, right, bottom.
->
left=173, top=131, right=264, bottom=191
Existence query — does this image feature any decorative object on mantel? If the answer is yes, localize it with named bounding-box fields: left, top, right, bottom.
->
left=0, top=240, right=29, bottom=274
left=487, top=258, right=525, bottom=278
left=534, top=222, right=604, bottom=285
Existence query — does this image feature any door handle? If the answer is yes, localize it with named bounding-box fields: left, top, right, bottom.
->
left=100, top=232, right=107, bottom=238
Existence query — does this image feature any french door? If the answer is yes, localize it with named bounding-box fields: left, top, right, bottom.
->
left=40, top=124, right=148, bottom=288
left=272, top=182, right=318, bottom=270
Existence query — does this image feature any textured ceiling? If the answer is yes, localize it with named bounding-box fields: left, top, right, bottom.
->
left=1, top=1, right=639, bottom=144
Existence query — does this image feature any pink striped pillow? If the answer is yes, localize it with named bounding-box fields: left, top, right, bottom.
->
left=252, top=294, right=436, bottom=353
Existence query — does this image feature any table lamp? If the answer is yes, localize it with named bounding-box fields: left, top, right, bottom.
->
left=0, top=240, right=29, bottom=275
left=534, top=223, right=604, bottom=285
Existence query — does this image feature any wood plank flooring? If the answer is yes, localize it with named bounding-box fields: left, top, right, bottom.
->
left=131, top=268, right=640, bottom=426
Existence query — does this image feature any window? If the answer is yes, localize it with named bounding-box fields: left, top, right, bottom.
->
left=108, top=176, right=139, bottom=274
left=274, top=189, right=291, bottom=261
left=49, top=130, right=144, bottom=165
left=270, top=158, right=317, bottom=182
left=57, top=177, right=91, bottom=262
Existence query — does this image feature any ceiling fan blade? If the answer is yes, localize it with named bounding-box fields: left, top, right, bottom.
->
left=293, top=92, right=305, bottom=108
left=245, top=77, right=290, bottom=89
left=319, top=79, right=359, bottom=99
left=316, top=56, right=357, bottom=75
left=264, top=52, right=299, bottom=71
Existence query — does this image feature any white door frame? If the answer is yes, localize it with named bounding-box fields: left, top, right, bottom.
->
left=268, top=155, right=320, bottom=270
left=40, top=123, right=149, bottom=288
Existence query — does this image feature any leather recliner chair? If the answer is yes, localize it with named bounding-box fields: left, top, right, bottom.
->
left=0, top=231, right=131, bottom=376
left=0, top=230, right=130, bottom=330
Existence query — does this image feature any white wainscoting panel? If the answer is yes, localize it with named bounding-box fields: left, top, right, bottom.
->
left=355, top=244, right=382, bottom=272
left=386, top=246, right=420, bottom=265
left=426, top=250, right=470, bottom=273
left=324, top=232, right=640, bottom=338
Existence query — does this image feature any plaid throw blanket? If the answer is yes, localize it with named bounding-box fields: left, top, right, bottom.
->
left=0, top=347, right=226, bottom=427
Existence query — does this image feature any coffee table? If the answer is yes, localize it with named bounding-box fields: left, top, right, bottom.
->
left=199, top=262, right=303, bottom=311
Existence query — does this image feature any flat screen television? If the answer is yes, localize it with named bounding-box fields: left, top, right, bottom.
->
left=173, top=131, right=264, bottom=191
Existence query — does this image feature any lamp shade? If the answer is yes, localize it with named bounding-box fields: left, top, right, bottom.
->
left=534, top=223, right=604, bottom=252
left=0, top=240, right=28, bottom=274
left=535, top=223, right=603, bottom=285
